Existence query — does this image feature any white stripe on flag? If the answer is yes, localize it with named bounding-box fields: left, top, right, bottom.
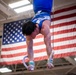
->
left=51, top=9, right=76, bottom=18
left=51, top=17, right=76, bottom=25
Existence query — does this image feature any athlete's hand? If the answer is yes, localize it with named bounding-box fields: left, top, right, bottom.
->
left=47, top=63, right=54, bottom=69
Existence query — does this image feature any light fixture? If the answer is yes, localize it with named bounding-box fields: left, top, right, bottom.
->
left=8, top=0, right=33, bottom=13
left=8, top=0, right=30, bottom=8
left=74, top=57, right=76, bottom=61
left=14, top=4, right=33, bottom=13
left=0, top=67, right=12, bottom=73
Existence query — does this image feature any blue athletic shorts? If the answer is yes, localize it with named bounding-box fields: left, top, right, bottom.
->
left=31, top=11, right=51, bottom=30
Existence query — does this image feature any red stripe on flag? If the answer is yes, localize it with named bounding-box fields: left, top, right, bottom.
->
left=52, top=28, right=76, bottom=35
left=52, top=6, right=76, bottom=14
left=52, top=36, right=76, bottom=43
left=1, top=52, right=27, bottom=58
left=51, top=20, right=76, bottom=28
left=51, top=13, right=76, bottom=21
left=54, top=52, right=76, bottom=58
left=54, top=43, right=76, bottom=50
left=2, top=45, right=27, bottom=51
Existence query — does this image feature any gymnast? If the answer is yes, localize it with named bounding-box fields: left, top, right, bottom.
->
left=22, top=0, right=54, bottom=71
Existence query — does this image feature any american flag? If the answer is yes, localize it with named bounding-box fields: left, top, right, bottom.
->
left=0, top=5, right=76, bottom=65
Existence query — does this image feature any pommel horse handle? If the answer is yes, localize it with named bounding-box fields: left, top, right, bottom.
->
left=22, top=56, right=28, bottom=69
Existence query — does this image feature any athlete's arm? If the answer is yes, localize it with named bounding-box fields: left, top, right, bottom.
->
left=26, top=36, right=34, bottom=61
left=41, top=20, right=52, bottom=58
